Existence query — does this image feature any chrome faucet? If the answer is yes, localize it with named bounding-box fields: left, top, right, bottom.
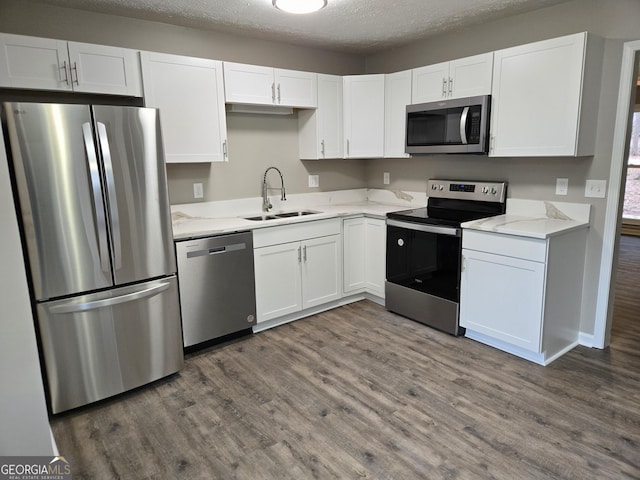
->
left=262, top=166, right=286, bottom=212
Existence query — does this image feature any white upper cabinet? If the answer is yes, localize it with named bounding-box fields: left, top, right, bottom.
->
left=0, top=33, right=141, bottom=96
left=223, top=61, right=317, bottom=108
left=384, top=69, right=412, bottom=158
left=299, top=73, right=343, bottom=159
left=412, top=52, right=493, bottom=103
left=140, top=52, right=228, bottom=163
left=490, top=32, right=603, bottom=157
left=343, top=74, right=385, bottom=159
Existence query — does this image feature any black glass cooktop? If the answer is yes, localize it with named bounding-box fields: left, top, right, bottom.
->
left=387, top=198, right=506, bottom=227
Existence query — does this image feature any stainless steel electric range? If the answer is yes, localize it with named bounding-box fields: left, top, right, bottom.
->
left=385, top=179, right=507, bottom=336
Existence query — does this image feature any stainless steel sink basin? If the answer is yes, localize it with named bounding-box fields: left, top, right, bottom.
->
left=243, top=210, right=320, bottom=221
left=245, top=215, right=278, bottom=221
left=274, top=210, right=320, bottom=218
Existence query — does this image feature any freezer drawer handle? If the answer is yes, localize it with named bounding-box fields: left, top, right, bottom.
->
left=185, top=242, right=247, bottom=258
left=49, top=281, right=171, bottom=314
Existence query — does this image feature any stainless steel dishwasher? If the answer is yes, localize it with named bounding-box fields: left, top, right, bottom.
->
left=176, top=231, right=257, bottom=348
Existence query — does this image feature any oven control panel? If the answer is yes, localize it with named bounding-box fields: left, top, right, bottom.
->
left=428, top=180, right=506, bottom=203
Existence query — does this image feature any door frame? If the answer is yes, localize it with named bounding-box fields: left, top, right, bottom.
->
left=594, top=40, right=640, bottom=348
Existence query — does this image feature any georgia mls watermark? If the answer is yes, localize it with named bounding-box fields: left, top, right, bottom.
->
left=0, top=456, right=71, bottom=480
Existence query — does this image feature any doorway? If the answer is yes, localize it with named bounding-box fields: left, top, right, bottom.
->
left=621, top=102, right=640, bottom=236
left=595, top=45, right=640, bottom=348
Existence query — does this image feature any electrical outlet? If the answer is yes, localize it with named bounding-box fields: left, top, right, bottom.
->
left=193, top=183, right=204, bottom=199
left=556, top=178, right=568, bottom=196
left=308, top=175, right=319, bottom=188
left=383, top=172, right=390, bottom=185
left=585, top=179, right=606, bottom=198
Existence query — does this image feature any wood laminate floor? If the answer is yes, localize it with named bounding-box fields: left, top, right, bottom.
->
left=51, top=237, right=640, bottom=480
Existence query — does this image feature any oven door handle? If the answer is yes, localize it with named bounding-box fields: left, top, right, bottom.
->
left=387, top=219, right=461, bottom=236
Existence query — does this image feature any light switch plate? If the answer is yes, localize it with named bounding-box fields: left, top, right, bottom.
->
left=555, top=178, right=568, bottom=195
left=383, top=172, right=390, bottom=185
left=193, top=183, right=204, bottom=199
left=308, top=175, right=319, bottom=188
left=585, top=179, right=606, bottom=198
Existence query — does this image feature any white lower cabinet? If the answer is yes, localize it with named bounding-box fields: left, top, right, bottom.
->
left=460, top=228, right=587, bottom=365
left=253, top=219, right=342, bottom=324
left=343, top=217, right=386, bottom=298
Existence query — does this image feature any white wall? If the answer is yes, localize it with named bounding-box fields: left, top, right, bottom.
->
left=0, top=134, right=54, bottom=455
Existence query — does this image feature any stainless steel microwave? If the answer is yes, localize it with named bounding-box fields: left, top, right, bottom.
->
left=405, top=95, right=491, bottom=154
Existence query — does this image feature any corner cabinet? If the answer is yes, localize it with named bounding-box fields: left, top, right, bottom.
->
left=490, top=32, right=603, bottom=157
left=299, top=73, right=343, bottom=159
left=0, top=33, right=141, bottom=96
left=253, top=219, right=342, bottom=324
left=460, top=228, right=587, bottom=365
left=140, top=52, right=228, bottom=163
left=223, top=62, right=317, bottom=108
left=384, top=70, right=412, bottom=158
left=343, top=217, right=386, bottom=298
left=343, top=74, right=385, bottom=158
left=411, top=52, right=493, bottom=103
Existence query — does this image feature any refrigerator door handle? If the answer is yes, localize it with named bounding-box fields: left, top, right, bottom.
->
left=48, top=281, right=171, bottom=314
left=82, top=122, right=110, bottom=274
left=96, top=122, right=122, bottom=269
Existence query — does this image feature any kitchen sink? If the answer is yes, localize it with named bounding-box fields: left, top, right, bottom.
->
left=245, top=215, right=278, bottom=221
left=244, top=210, right=321, bottom=221
left=274, top=210, right=320, bottom=218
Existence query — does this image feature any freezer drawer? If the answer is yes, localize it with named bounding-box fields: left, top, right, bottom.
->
left=176, top=231, right=257, bottom=347
left=37, top=276, right=183, bottom=414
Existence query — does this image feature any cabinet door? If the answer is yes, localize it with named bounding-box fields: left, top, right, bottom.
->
left=317, top=74, right=343, bottom=158
left=0, top=33, right=71, bottom=91
left=384, top=69, right=412, bottom=158
left=298, top=74, right=342, bottom=159
left=490, top=32, right=586, bottom=157
left=365, top=218, right=386, bottom=297
left=460, top=249, right=545, bottom=352
left=275, top=69, right=317, bottom=108
left=302, top=235, right=341, bottom=309
left=223, top=62, right=274, bottom=105
left=67, top=42, right=141, bottom=96
left=343, top=74, right=385, bottom=158
left=141, top=52, right=228, bottom=163
left=449, top=52, right=493, bottom=99
left=411, top=61, right=449, bottom=103
left=254, top=242, right=302, bottom=323
left=343, top=217, right=367, bottom=293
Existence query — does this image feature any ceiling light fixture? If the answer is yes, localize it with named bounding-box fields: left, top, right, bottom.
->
left=272, top=0, right=327, bottom=14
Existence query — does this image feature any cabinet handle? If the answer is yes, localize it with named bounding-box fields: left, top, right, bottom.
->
left=277, top=83, right=281, bottom=103
left=60, top=61, right=70, bottom=85
left=298, top=246, right=301, bottom=263
left=303, top=245, right=307, bottom=262
left=321, top=139, right=325, bottom=157
left=461, top=256, right=466, bottom=272
left=346, top=139, right=350, bottom=156
left=71, top=62, right=79, bottom=85
left=442, top=78, right=447, bottom=97
left=448, top=77, right=453, bottom=96
left=272, top=82, right=276, bottom=103
left=223, top=140, right=228, bottom=159
left=490, top=135, right=495, bottom=153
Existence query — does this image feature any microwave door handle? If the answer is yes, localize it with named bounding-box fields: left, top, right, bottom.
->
left=460, top=106, right=469, bottom=145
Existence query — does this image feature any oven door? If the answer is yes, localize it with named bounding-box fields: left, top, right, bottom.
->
left=386, top=219, right=461, bottom=302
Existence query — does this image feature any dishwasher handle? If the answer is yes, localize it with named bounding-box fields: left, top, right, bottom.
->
left=186, top=242, right=247, bottom=259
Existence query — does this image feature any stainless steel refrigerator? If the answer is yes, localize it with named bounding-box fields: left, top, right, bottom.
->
left=3, top=102, right=184, bottom=414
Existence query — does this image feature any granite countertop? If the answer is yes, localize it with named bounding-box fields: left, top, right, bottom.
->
left=462, top=200, right=591, bottom=239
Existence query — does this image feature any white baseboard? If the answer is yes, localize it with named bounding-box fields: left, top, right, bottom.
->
left=578, top=331, right=595, bottom=348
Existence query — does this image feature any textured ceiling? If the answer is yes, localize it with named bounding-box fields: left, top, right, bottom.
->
left=33, top=0, right=571, bottom=53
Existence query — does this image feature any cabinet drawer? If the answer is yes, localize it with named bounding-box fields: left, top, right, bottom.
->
left=253, top=218, right=341, bottom=248
left=462, top=229, right=547, bottom=262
